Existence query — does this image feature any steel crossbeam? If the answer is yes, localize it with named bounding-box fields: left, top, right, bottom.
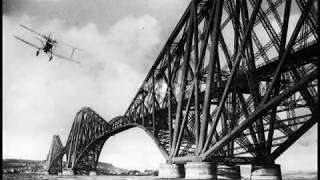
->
left=50, top=0, right=318, bottom=174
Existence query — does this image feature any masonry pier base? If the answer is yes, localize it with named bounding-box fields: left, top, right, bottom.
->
left=217, top=165, right=241, bottom=180
left=89, top=171, right=97, bottom=176
left=158, top=163, right=185, bottom=178
left=62, top=168, right=74, bottom=175
left=185, top=162, right=217, bottom=179
left=250, top=164, right=282, bottom=180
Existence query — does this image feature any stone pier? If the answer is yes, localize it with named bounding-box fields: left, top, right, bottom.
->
left=251, top=164, right=282, bottom=180
left=158, top=163, right=185, bottom=178
left=217, top=165, right=241, bottom=180
left=62, top=168, right=74, bottom=175
left=89, top=171, right=97, bottom=176
left=185, top=162, right=217, bottom=179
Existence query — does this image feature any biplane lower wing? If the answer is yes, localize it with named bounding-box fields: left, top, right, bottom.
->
left=14, top=35, right=41, bottom=50
left=51, top=51, right=81, bottom=64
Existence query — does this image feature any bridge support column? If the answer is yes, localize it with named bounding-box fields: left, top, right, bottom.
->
left=250, top=164, right=282, bottom=180
left=89, top=171, right=97, bottom=176
left=185, top=162, right=217, bottom=179
left=62, top=168, right=74, bottom=175
left=158, top=163, right=184, bottom=178
left=217, top=165, right=241, bottom=180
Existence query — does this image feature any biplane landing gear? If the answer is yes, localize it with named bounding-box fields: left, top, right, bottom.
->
left=36, top=50, right=40, bottom=56
left=49, top=56, right=53, bottom=61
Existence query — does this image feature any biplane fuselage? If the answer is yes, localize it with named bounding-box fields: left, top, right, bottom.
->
left=43, top=41, right=53, bottom=54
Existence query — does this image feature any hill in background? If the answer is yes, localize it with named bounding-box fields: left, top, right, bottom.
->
left=96, top=161, right=129, bottom=175
left=2, top=159, right=138, bottom=175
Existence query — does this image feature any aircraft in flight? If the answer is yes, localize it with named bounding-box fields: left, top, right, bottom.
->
left=14, top=24, right=82, bottom=64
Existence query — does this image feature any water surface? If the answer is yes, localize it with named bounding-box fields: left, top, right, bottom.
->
left=3, top=174, right=185, bottom=180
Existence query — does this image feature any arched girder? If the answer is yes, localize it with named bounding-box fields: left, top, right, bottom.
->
left=47, top=151, right=65, bottom=174
left=46, top=135, right=65, bottom=174
left=65, top=108, right=171, bottom=173
left=65, top=107, right=112, bottom=170
left=70, top=123, right=171, bottom=173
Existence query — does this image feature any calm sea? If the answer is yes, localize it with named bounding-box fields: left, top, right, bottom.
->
left=2, top=174, right=187, bottom=180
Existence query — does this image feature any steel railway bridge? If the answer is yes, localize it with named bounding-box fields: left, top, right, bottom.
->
left=45, top=0, right=318, bottom=179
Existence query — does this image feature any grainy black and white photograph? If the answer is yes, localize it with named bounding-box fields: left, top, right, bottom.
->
left=2, top=0, right=318, bottom=180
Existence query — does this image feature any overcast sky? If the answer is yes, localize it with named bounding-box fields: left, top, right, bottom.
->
left=3, top=0, right=317, bottom=173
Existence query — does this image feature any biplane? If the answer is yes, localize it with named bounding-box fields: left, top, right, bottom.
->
left=14, top=24, right=81, bottom=64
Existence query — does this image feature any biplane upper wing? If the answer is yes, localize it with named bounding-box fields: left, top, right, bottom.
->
left=51, top=51, right=81, bottom=64
left=19, top=24, right=43, bottom=37
left=13, top=35, right=42, bottom=49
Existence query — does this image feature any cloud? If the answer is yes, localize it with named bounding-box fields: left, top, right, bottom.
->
left=3, top=13, right=161, bottom=160
left=2, top=0, right=189, bottom=35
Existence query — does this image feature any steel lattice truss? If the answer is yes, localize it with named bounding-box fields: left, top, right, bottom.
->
left=64, top=107, right=112, bottom=174
left=61, top=0, right=318, bottom=173
left=115, top=0, right=318, bottom=164
left=46, top=135, right=65, bottom=174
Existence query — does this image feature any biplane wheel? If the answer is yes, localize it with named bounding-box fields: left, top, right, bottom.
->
left=36, top=51, right=39, bottom=56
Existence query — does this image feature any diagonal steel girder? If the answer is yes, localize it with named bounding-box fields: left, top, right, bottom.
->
left=201, top=70, right=317, bottom=160
left=56, top=0, right=318, bottom=171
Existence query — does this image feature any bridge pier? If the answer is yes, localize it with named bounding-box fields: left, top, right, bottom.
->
left=158, top=163, right=185, bottom=178
left=185, top=162, right=217, bottom=179
left=250, top=164, right=282, bottom=180
left=217, top=165, right=241, bottom=180
left=62, top=168, right=74, bottom=175
left=89, top=171, right=97, bottom=176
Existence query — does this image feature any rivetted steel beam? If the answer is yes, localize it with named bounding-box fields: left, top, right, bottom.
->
left=266, top=0, right=292, bottom=155
left=241, top=0, right=266, bottom=152
left=201, top=70, right=317, bottom=160
left=141, top=93, right=145, bottom=127
left=167, top=45, right=173, bottom=154
left=198, top=0, right=224, bottom=154
left=173, top=84, right=195, bottom=156
left=238, top=93, right=260, bottom=155
left=261, top=0, right=315, bottom=105
left=171, top=3, right=194, bottom=158
left=271, top=107, right=319, bottom=159
left=152, top=70, right=156, bottom=137
left=192, top=0, right=200, bottom=153
left=172, top=155, right=255, bottom=165
left=201, top=0, right=263, bottom=154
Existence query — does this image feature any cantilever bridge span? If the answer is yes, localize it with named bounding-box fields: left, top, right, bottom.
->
left=46, top=0, right=318, bottom=178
